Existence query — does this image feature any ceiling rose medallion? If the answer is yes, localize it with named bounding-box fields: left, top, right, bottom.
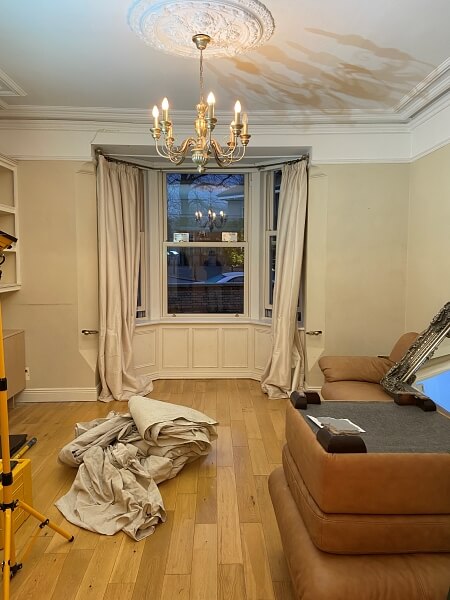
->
left=128, top=0, right=275, bottom=57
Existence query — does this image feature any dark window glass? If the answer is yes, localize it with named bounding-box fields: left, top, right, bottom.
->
left=167, top=246, right=245, bottom=314
left=269, top=235, right=276, bottom=305
left=273, top=170, right=282, bottom=230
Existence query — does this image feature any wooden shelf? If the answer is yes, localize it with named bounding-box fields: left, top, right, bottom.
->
left=0, top=154, right=20, bottom=291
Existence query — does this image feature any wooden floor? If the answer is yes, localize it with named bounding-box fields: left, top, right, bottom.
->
left=6, top=379, right=295, bottom=600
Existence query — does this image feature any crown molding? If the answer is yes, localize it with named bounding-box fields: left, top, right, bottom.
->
left=0, top=68, right=27, bottom=97
left=394, top=57, right=450, bottom=119
left=411, top=137, right=450, bottom=162
left=0, top=104, right=407, bottom=125
left=409, top=90, right=450, bottom=129
left=0, top=56, right=447, bottom=127
left=0, top=92, right=448, bottom=164
left=0, top=117, right=408, bottom=136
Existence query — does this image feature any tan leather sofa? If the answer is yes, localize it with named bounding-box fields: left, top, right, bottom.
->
left=318, top=332, right=419, bottom=401
left=269, top=402, right=450, bottom=599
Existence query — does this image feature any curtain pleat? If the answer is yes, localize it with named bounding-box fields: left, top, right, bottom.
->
left=261, top=161, right=308, bottom=399
left=97, top=156, right=153, bottom=401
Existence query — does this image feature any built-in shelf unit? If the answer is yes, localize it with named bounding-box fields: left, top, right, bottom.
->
left=0, top=154, right=20, bottom=292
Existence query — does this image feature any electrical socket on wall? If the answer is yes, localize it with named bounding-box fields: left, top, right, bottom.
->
left=25, top=367, right=30, bottom=381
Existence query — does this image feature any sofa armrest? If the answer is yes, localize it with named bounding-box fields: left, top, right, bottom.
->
left=318, top=355, right=393, bottom=383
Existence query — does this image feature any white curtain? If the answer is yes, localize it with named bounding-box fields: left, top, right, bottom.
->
left=97, top=155, right=153, bottom=401
left=261, top=160, right=308, bottom=399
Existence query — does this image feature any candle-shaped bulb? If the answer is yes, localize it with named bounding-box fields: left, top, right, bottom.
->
left=242, top=113, right=248, bottom=135
left=152, top=105, right=159, bottom=128
left=219, top=210, right=224, bottom=217
left=162, top=97, right=169, bottom=121
left=207, top=92, right=215, bottom=119
left=212, top=212, right=216, bottom=219
left=234, top=100, right=241, bottom=125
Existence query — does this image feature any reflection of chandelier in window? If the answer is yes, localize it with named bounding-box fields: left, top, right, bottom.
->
left=195, top=207, right=227, bottom=231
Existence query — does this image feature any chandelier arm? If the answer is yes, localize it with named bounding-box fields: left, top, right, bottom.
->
left=155, top=137, right=197, bottom=163
left=209, top=138, right=235, bottom=160
left=154, top=142, right=187, bottom=165
left=166, top=137, right=197, bottom=159
left=215, top=148, right=246, bottom=167
left=209, top=139, right=246, bottom=165
left=215, top=139, right=247, bottom=160
left=154, top=142, right=173, bottom=160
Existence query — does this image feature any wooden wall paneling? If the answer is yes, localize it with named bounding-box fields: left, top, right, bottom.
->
left=192, top=327, right=219, bottom=368
left=254, top=327, right=271, bottom=371
left=161, top=327, right=189, bottom=369
left=133, top=327, right=157, bottom=374
left=222, top=328, right=249, bottom=368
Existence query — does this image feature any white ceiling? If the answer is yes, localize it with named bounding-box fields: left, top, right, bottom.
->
left=0, top=0, right=449, bottom=125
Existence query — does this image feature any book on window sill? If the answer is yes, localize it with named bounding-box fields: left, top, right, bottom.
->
left=307, top=415, right=365, bottom=435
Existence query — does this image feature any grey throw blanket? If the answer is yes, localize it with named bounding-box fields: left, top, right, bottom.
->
left=55, top=396, right=217, bottom=540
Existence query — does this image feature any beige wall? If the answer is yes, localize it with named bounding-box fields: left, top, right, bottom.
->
left=4, top=153, right=448, bottom=396
left=2, top=160, right=98, bottom=393
left=405, top=144, right=450, bottom=335
left=315, top=163, right=410, bottom=357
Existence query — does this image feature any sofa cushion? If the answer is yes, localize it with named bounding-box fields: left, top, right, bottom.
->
left=318, top=355, right=393, bottom=383
left=282, top=445, right=450, bottom=554
left=321, top=380, right=392, bottom=401
left=269, top=466, right=450, bottom=600
left=389, top=332, right=420, bottom=362
left=285, top=403, right=450, bottom=515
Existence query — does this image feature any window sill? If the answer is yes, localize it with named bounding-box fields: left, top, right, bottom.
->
left=136, top=317, right=272, bottom=327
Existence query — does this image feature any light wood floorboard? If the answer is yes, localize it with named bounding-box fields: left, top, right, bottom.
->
left=6, top=379, right=292, bottom=599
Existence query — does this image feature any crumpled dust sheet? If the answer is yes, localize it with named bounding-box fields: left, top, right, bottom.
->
left=55, top=395, right=217, bottom=540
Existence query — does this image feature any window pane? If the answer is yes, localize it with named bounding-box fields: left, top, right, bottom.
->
left=273, top=170, right=282, bottom=230
left=167, top=173, right=245, bottom=242
left=269, top=235, right=276, bottom=305
left=167, top=246, right=245, bottom=314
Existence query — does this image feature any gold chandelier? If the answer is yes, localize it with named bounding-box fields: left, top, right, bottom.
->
left=151, top=34, right=251, bottom=173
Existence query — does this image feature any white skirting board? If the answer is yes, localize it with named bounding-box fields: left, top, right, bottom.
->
left=14, top=382, right=321, bottom=403
left=16, top=386, right=100, bottom=403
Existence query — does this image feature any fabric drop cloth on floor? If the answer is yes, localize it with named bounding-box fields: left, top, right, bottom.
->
left=55, top=395, right=217, bottom=540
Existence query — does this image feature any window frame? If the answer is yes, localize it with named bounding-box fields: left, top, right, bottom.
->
left=161, top=171, right=250, bottom=318
left=264, top=170, right=278, bottom=316
left=263, top=168, right=304, bottom=323
left=136, top=175, right=149, bottom=321
left=136, top=231, right=147, bottom=318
